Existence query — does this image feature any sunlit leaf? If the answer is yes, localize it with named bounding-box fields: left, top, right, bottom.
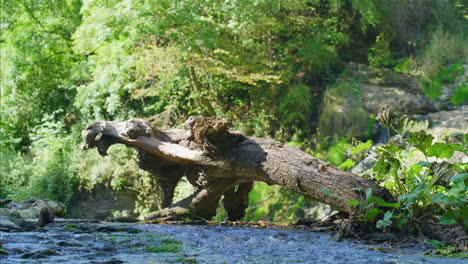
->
left=338, top=159, right=355, bottom=169
left=426, top=142, right=464, bottom=159
left=348, top=200, right=361, bottom=207
left=351, top=140, right=372, bottom=154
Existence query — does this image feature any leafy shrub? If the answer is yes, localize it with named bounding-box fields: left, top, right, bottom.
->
left=351, top=110, right=467, bottom=231
left=3, top=136, right=80, bottom=206
left=313, top=138, right=353, bottom=167
left=278, top=84, right=313, bottom=130
left=238, top=182, right=320, bottom=222
left=0, top=151, right=33, bottom=200
left=451, top=83, right=468, bottom=105
left=394, top=58, right=415, bottom=74
left=420, top=62, right=465, bottom=99
left=419, top=29, right=466, bottom=79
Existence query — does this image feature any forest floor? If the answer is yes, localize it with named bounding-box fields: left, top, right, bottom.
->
left=0, top=219, right=466, bottom=264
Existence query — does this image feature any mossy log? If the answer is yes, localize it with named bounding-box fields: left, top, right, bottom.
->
left=81, top=117, right=393, bottom=221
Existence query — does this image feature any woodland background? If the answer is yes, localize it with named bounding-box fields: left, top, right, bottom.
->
left=1, top=0, right=467, bottom=224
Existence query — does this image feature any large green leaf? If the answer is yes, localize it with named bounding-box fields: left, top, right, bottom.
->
left=426, top=142, right=464, bottom=159
left=374, top=197, right=400, bottom=209
left=408, top=131, right=434, bottom=155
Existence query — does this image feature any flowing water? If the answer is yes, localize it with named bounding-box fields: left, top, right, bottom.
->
left=0, top=219, right=465, bottom=264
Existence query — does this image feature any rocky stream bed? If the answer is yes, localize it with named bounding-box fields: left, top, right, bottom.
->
left=1, top=219, right=466, bottom=264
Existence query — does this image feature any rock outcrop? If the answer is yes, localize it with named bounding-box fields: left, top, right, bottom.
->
left=0, top=198, right=65, bottom=230
left=66, top=184, right=138, bottom=220
left=318, top=63, right=437, bottom=139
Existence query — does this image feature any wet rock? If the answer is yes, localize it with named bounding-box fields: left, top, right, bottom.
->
left=0, top=215, right=21, bottom=230
left=95, top=225, right=141, bottom=233
left=91, top=259, right=124, bottom=264
left=292, top=219, right=317, bottom=226
left=38, top=207, right=55, bottom=227
left=351, top=151, right=379, bottom=175
left=95, top=226, right=119, bottom=232
left=360, top=232, right=405, bottom=243
left=0, top=199, right=12, bottom=206
left=93, top=245, right=115, bottom=252
left=0, top=249, right=8, bottom=255
left=0, top=198, right=64, bottom=231
left=106, top=216, right=140, bottom=223
left=56, top=241, right=83, bottom=247
left=10, top=248, right=26, bottom=254
left=20, top=249, right=61, bottom=259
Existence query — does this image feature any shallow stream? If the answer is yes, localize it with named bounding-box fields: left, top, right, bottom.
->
left=0, top=219, right=465, bottom=264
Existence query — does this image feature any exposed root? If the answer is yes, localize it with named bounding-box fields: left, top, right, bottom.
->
left=419, top=218, right=468, bottom=251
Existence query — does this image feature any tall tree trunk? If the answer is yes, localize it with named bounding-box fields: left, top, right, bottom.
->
left=81, top=117, right=393, bottom=221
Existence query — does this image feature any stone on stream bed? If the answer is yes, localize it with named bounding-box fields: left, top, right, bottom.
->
left=0, top=197, right=66, bottom=231
left=1, top=220, right=467, bottom=264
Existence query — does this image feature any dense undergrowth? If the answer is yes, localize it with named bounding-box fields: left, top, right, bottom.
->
left=347, top=111, right=466, bottom=232
left=1, top=1, right=467, bottom=242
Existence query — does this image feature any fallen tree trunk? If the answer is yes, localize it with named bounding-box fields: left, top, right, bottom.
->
left=81, top=117, right=393, bottom=221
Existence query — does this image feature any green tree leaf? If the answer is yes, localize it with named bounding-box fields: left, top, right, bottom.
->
left=366, top=208, right=381, bottom=222
left=338, top=159, right=355, bottom=170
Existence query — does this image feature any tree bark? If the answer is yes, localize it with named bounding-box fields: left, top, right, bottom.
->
left=81, top=117, right=392, bottom=221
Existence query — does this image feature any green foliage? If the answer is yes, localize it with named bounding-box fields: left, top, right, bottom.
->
left=241, top=182, right=318, bottom=222
left=420, top=62, right=465, bottom=99
left=352, top=187, right=400, bottom=228
left=0, top=0, right=85, bottom=152
left=278, top=84, right=313, bottom=130
left=376, top=210, right=394, bottom=229
left=425, top=239, right=442, bottom=249
left=436, top=62, right=465, bottom=83
left=352, top=111, right=468, bottom=231
left=313, top=138, right=352, bottom=166
left=393, top=59, right=412, bottom=74
left=368, top=32, right=394, bottom=68
left=0, top=132, right=80, bottom=205
left=419, top=29, right=466, bottom=80
left=338, top=159, right=355, bottom=170
left=351, top=140, right=372, bottom=154
left=451, top=83, right=468, bottom=105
